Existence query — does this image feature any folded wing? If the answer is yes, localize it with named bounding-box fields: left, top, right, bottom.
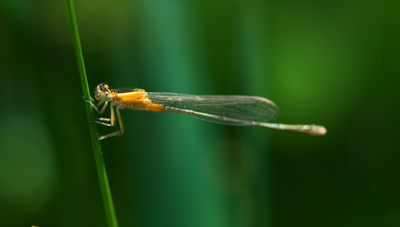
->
left=148, top=92, right=279, bottom=125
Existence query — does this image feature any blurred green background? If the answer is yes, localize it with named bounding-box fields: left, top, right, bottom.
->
left=1, top=0, right=400, bottom=226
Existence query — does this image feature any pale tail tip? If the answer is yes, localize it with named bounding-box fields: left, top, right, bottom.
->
left=309, top=125, right=327, bottom=136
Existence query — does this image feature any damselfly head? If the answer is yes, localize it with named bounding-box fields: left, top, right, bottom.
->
left=95, top=83, right=113, bottom=101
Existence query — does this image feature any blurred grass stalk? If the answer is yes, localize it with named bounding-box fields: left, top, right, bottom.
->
left=65, top=0, right=119, bottom=226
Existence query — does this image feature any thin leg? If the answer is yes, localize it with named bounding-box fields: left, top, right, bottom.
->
left=97, top=118, right=111, bottom=121
left=84, top=98, right=108, bottom=114
left=88, top=103, right=115, bottom=127
left=96, top=107, right=124, bottom=141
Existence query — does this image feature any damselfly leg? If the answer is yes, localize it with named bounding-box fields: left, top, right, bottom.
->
left=85, top=98, right=125, bottom=141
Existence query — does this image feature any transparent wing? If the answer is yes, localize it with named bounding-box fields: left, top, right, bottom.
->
left=147, top=92, right=279, bottom=125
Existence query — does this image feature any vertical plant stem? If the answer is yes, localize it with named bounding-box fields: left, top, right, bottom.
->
left=65, top=1, right=119, bottom=226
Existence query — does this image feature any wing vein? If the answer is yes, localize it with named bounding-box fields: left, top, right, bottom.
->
left=148, top=92, right=279, bottom=125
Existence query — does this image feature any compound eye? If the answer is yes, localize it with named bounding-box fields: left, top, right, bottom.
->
left=100, top=84, right=109, bottom=91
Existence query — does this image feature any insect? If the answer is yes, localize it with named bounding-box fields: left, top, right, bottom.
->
left=85, top=83, right=326, bottom=141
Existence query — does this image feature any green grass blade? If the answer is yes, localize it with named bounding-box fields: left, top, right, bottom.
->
left=65, top=1, right=119, bottom=226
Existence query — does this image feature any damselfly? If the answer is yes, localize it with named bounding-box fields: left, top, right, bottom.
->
left=85, top=83, right=326, bottom=141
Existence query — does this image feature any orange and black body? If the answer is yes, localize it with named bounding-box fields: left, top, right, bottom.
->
left=87, top=83, right=168, bottom=141
left=112, top=89, right=165, bottom=112
left=86, top=83, right=326, bottom=141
